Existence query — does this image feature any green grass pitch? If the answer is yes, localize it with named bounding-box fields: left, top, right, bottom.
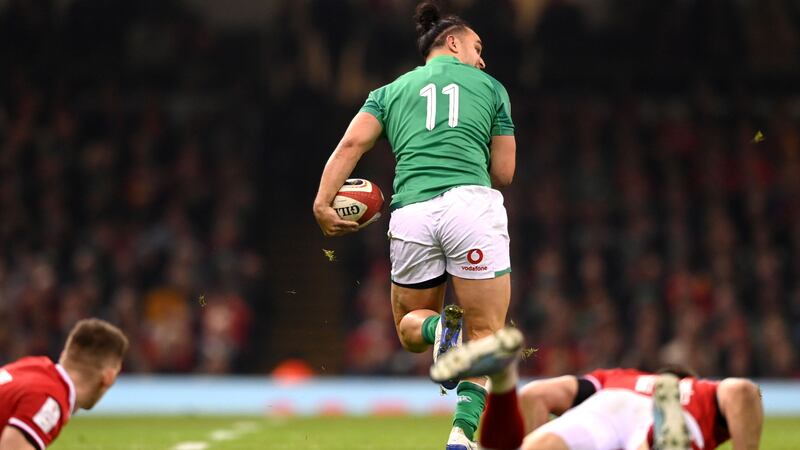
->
left=51, top=415, right=800, bottom=450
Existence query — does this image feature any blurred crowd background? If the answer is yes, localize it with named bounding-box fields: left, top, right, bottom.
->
left=1, top=0, right=800, bottom=379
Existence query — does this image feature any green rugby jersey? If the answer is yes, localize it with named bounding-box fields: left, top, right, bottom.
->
left=360, top=55, right=514, bottom=209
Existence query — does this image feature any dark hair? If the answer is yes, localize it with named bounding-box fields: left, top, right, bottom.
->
left=414, top=1, right=471, bottom=58
left=64, top=318, right=129, bottom=369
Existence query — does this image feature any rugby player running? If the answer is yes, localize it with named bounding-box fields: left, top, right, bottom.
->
left=313, top=2, right=516, bottom=448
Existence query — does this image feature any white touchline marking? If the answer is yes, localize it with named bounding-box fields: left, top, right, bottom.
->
left=232, top=421, right=259, bottom=431
left=171, top=442, right=209, bottom=450
left=169, top=422, right=261, bottom=449
left=209, top=430, right=238, bottom=441
left=208, top=422, right=261, bottom=442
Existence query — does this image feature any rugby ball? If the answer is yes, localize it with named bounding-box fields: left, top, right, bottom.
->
left=333, top=178, right=384, bottom=228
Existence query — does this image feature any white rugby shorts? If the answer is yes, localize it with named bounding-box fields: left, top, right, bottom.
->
left=388, top=185, right=510, bottom=286
left=533, top=389, right=652, bottom=450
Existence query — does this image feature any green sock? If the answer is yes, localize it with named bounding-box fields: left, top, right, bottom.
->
left=453, top=381, right=487, bottom=441
left=421, top=314, right=439, bottom=345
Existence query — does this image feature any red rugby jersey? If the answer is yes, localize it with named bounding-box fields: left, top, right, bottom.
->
left=0, top=357, right=76, bottom=449
left=582, top=368, right=730, bottom=449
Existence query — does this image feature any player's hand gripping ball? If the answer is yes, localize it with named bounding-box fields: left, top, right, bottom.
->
left=333, top=179, right=384, bottom=229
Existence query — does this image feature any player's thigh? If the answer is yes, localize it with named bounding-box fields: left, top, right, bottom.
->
left=439, top=185, right=511, bottom=338
left=522, top=431, right=571, bottom=450
left=388, top=233, right=447, bottom=329
left=390, top=281, right=447, bottom=328
left=451, top=274, right=510, bottom=339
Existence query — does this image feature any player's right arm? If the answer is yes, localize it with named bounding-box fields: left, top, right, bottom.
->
left=518, top=375, right=580, bottom=433
left=0, top=426, right=37, bottom=450
left=717, top=378, right=763, bottom=450
left=313, top=111, right=383, bottom=237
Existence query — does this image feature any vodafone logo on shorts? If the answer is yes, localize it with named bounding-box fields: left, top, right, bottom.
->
left=463, top=248, right=488, bottom=271
left=467, top=249, right=484, bottom=264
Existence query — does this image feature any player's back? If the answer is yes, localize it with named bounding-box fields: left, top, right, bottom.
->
left=584, top=368, right=728, bottom=449
left=362, top=55, right=513, bottom=209
left=0, top=356, right=74, bottom=448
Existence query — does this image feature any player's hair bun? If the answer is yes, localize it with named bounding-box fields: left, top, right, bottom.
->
left=414, top=1, right=470, bottom=58
left=415, top=1, right=441, bottom=37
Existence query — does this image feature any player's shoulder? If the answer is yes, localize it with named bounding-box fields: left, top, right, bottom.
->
left=587, top=367, right=646, bottom=378
left=443, top=62, right=506, bottom=90
left=363, top=71, right=409, bottom=102
left=477, top=70, right=506, bottom=88
left=4, top=356, right=56, bottom=373
left=584, top=367, right=649, bottom=387
left=366, top=65, right=435, bottom=104
left=690, top=377, right=722, bottom=392
left=460, top=68, right=508, bottom=98
left=4, top=357, right=62, bottom=390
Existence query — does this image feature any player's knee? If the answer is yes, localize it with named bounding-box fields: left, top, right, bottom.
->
left=397, top=330, right=425, bottom=353
left=396, top=317, right=428, bottom=353
left=519, top=382, right=545, bottom=409
left=721, top=378, right=761, bottom=404
left=517, top=382, right=551, bottom=431
left=398, top=338, right=427, bottom=353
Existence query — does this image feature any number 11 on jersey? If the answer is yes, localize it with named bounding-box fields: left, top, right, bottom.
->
left=420, top=83, right=460, bottom=131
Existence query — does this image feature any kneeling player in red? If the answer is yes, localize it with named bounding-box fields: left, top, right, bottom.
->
left=517, top=366, right=763, bottom=450
left=430, top=327, right=763, bottom=450
left=0, top=318, right=128, bottom=449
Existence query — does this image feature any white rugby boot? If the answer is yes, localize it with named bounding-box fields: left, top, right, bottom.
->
left=431, top=327, right=523, bottom=384
left=652, top=374, right=691, bottom=450
left=445, top=426, right=477, bottom=450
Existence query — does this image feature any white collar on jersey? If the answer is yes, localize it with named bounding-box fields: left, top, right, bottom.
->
left=55, top=364, right=77, bottom=416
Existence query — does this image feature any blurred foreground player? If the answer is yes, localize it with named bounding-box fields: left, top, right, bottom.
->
left=0, top=319, right=128, bottom=450
left=313, top=1, right=516, bottom=448
left=431, top=328, right=763, bottom=450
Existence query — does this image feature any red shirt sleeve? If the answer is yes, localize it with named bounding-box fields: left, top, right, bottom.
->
left=581, top=368, right=611, bottom=390
left=8, top=392, right=65, bottom=450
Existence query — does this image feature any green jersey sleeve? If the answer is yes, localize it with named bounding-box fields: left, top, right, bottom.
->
left=360, top=86, right=387, bottom=128
left=491, top=80, right=514, bottom=136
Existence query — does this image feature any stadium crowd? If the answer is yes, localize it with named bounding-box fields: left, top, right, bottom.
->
left=2, top=0, right=800, bottom=379
left=0, top=0, right=266, bottom=373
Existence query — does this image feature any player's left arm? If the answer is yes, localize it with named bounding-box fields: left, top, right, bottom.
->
left=0, top=426, right=38, bottom=450
left=313, top=111, right=383, bottom=237
left=717, top=378, right=763, bottom=450
left=488, top=78, right=515, bottom=188
left=490, top=135, right=515, bottom=187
